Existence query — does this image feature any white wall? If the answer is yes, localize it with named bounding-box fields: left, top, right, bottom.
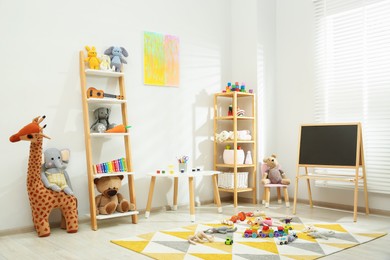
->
left=0, top=0, right=232, bottom=231
left=274, top=0, right=390, bottom=212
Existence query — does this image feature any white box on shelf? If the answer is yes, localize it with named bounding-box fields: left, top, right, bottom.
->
left=223, top=149, right=245, bottom=164
left=218, top=172, right=248, bottom=189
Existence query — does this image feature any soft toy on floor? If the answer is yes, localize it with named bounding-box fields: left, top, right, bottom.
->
left=104, top=46, right=129, bottom=72
left=262, top=154, right=290, bottom=185
left=94, top=176, right=135, bottom=215
left=90, top=107, right=116, bottom=133
left=204, top=226, right=237, bottom=234
left=303, top=225, right=335, bottom=240
left=188, top=231, right=214, bottom=245
left=41, top=148, right=74, bottom=195
left=84, top=46, right=101, bottom=70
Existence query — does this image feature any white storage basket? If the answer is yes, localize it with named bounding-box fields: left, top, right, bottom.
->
left=218, top=172, right=248, bottom=189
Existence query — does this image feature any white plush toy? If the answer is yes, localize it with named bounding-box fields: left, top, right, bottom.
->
left=216, top=130, right=234, bottom=143
left=303, top=225, right=335, bottom=240
left=100, top=55, right=114, bottom=71
left=216, top=130, right=251, bottom=143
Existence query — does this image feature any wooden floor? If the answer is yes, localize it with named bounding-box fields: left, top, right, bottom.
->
left=0, top=202, right=389, bottom=259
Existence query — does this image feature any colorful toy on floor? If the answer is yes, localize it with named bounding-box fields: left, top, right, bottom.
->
left=262, top=154, right=290, bottom=185
left=204, top=226, right=237, bottom=234
left=10, top=116, right=78, bottom=237
left=84, top=46, right=101, bottom=69
left=94, top=176, right=135, bottom=215
left=104, top=46, right=129, bottom=72
left=41, top=148, right=74, bottom=195
left=188, top=231, right=214, bottom=245
left=224, top=236, right=233, bottom=245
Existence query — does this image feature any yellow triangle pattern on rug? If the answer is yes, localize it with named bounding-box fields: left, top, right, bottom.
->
left=111, top=218, right=387, bottom=260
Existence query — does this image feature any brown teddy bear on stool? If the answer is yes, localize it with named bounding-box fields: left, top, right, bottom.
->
left=94, top=176, right=135, bottom=215
left=262, top=154, right=290, bottom=185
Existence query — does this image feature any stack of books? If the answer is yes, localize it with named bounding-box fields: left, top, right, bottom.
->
left=94, top=158, right=128, bottom=174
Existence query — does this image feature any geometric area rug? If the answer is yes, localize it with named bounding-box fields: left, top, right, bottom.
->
left=111, top=217, right=387, bottom=260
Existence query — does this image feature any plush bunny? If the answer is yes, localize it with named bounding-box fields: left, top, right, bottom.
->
left=99, top=54, right=114, bottom=71
left=90, top=107, right=116, bottom=133
left=104, top=46, right=129, bottom=72
left=84, top=46, right=101, bottom=69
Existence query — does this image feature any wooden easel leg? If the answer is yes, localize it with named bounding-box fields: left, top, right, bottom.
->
left=305, top=167, right=313, bottom=207
left=361, top=140, right=369, bottom=215
left=262, top=188, right=266, bottom=205
left=353, top=177, right=359, bottom=222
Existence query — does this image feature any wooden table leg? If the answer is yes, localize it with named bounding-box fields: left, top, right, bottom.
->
left=145, top=176, right=156, bottom=218
left=212, top=174, right=222, bottom=213
left=188, top=176, right=195, bottom=222
left=173, top=177, right=178, bottom=210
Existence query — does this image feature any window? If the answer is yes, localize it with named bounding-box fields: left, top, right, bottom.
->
left=313, top=0, right=390, bottom=194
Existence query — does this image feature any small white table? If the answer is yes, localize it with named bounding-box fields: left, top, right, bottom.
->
left=144, top=170, right=222, bottom=222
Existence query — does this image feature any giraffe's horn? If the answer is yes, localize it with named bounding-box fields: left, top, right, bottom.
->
left=39, top=133, right=51, bottom=139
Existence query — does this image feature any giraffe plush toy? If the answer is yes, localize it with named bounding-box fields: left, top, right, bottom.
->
left=10, top=116, right=78, bottom=237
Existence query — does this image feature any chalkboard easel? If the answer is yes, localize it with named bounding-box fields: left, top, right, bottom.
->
left=292, top=123, right=369, bottom=222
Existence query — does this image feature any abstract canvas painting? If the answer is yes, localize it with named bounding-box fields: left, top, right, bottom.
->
left=144, top=31, right=180, bottom=87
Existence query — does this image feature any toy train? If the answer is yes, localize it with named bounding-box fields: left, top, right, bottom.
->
left=243, top=226, right=298, bottom=240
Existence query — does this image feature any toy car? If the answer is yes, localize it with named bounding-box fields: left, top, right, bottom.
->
left=225, top=236, right=233, bottom=245
left=278, top=236, right=288, bottom=245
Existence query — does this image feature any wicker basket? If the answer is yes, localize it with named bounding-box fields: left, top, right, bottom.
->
left=218, top=172, right=248, bottom=189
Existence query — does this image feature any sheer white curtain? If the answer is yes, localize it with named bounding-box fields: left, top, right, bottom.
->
left=313, top=0, right=390, bottom=194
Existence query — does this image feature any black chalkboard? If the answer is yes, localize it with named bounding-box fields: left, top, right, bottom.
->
left=298, top=124, right=360, bottom=166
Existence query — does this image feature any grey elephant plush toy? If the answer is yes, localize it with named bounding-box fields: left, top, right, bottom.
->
left=41, top=148, right=74, bottom=195
left=90, top=107, right=116, bottom=133
left=104, top=46, right=128, bottom=72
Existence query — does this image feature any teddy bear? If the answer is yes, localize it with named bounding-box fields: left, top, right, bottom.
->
left=84, top=46, right=101, bottom=70
left=94, top=176, right=135, bottom=215
left=104, top=46, right=129, bottom=72
left=262, top=154, right=290, bottom=185
left=90, top=107, right=116, bottom=133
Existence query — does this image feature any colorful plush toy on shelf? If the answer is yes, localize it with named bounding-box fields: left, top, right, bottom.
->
left=104, top=46, right=129, bottom=72
left=262, top=154, right=290, bottom=185
left=84, top=46, right=101, bottom=69
left=94, top=176, right=135, bottom=215
left=41, top=148, right=74, bottom=195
